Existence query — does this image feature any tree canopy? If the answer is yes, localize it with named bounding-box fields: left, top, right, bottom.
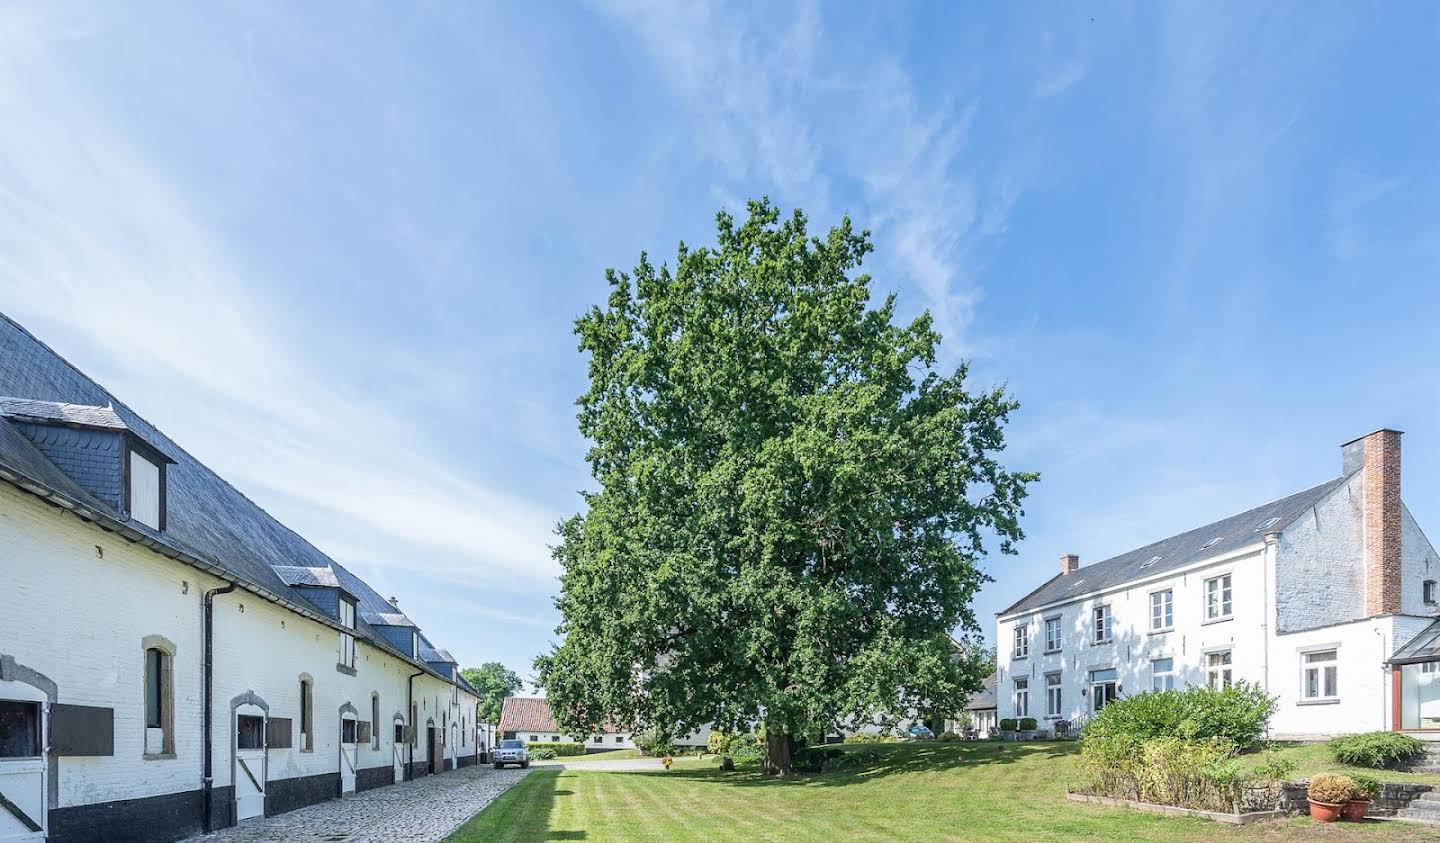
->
left=537, top=199, right=1035, bottom=773
left=460, top=662, right=523, bottom=729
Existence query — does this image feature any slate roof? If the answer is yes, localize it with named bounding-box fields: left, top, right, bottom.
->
left=0, top=396, right=129, bottom=431
left=273, top=565, right=344, bottom=589
left=998, top=477, right=1349, bottom=617
left=361, top=611, right=416, bottom=628
left=0, top=312, right=471, bottom=692
left=965, top=673, right=998, bottom=711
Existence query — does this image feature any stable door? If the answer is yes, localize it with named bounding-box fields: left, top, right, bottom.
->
left=0, top=681, right=46, bottom=842
left=340, top=715, right=358, bottom=794
left=393, top=719, right=406, bottom=782
left=235, top=707, right=267, bottom=822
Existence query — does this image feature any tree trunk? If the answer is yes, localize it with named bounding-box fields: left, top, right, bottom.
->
left=763, top=730, right=793, bottom=776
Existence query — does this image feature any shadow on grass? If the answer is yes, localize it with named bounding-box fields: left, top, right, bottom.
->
left=448, top=768, right=586, bottom=842
left=627, top=740, right=1078, bottom=790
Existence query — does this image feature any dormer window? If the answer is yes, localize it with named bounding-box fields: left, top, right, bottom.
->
left=411, top=632, right=419, bottom=660
left=338, top=598, right=357, bottom=671
left=127, top=449, right=163, bottom=529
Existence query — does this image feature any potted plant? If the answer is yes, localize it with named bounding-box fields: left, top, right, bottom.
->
left=1343, top=774, right=1379, bottom=821
left=998, top=718, right=1018, bottom=741
left=1307, top=773, right=1355, bottom=823
left=1018, top=717, right=1039, bottom=740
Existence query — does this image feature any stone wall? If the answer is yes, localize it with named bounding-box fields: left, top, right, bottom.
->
left=1277, top=780, right=1431, bottom=816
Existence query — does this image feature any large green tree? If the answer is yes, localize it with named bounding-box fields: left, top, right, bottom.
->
left=460, top=662, right=523, bottom=730
left=537, top=200, right=1035, bottom=773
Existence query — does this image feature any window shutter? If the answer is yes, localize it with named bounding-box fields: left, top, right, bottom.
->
left=357, top=721, right=371, bottom=744
left=50, top=704, right=115, bottom=756
left=267, top=717, right=293, bottom=749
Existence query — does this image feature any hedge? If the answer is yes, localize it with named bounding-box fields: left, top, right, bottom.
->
left=526, top=741, right=585, bottom=757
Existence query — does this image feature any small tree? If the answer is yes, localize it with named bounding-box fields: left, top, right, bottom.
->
left=460, top=662, right=522, bottom=734
left=537, top=200, right=1035, bottom=774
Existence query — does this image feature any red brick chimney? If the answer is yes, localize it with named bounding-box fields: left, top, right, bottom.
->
left=1345, top=429, right=1403, bottom=616
left=1060, top=553, right=1080, bottom=575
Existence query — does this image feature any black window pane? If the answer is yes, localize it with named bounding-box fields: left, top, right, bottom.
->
left=395, top=724, right=405, bottom=743
left=0, top=701, right=40, bottom=758
left=145, top=649, right=163, bottom=728
left=237, top=715, right=264, bottom=750
left=342, top=719, right=357, bottom=743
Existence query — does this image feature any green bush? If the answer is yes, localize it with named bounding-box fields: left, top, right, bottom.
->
left=1328, top=731, right=1424, bottom=769
left=938, top=730, right=961, bottom=742
left=631, top=729, right=674, bottom=757
left=728, top=741, right=766, bottom=764
left=1250, top=746, right=1298, bottom=783
left=842, top=732, right=898, bottom=744
left=1308, top=773, right=1355, bottom=805
left=707, top=731, right=733, bottom=755
left=528, top=746, right=556, bottom=760
left=1081, top=682, right=1276, bottom=751
left=1350, top=774, right=1380, bottom=800
left=998, top=719, right=1018, bottom=732
left=1080, top=735, right=1253, bottom=812
left=1018, top=718, right=1038, bottom=731
left=525, top=741, right=584, bottom=758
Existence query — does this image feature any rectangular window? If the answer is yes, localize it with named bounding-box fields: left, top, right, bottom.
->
left=529, top=734, right=538, bottom=742
left=1013, top=625, right=1029, bottom=659
left=1150, top=590, right=1174, bottom=631
left=0, top=701, right=41, bottom=758
left=395, top=723, right=406, bottom=744
left=616, top=735, right=626, bottom=743
left=237, top=714, right=265, bottom=750
left=1089, top=668, right=1118, bottom=712
left=129, top=450, right=162, bottom=530
left=1014, top=678, right=1029, bottom=717
left=1426, top=581, right=1437, bottom=605
left=1205, top=574, right=1233, bottom=620
left=300, top=680, right=314, bottom=751
left=342, top=719, right=358, bottom=744
left=1045, top=617, right=1062, bottom=652
left=1206, top=650, right=1233, bottom=689
left=1302, top=649, right=1339, bottom=700
left=592, top=735, right=603, bottom=743
left=338, top=600, right=356, bottom=669
left=1045, top=673, right=1062, bottom=716
left=1093, top=605, right=1112, bottom=644
left=372, top=696, right=381, bottom=749
left=1152, top=657, right=1176, bottom=691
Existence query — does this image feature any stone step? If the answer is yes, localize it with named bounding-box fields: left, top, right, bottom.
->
left=1415, top=791, right=1440, bottom=804
left=1394, top=813, right=1440, bottom=828
left=1398, top=802, right=1440, bottom=820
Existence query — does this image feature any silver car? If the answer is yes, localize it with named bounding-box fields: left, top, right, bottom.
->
left=493, top=739, right=530, bottom=769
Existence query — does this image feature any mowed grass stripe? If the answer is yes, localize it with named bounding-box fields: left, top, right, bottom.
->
left=447, top=741, right=1440, bottom=842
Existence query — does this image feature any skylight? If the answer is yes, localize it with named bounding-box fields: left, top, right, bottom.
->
left=1200, top=536, right=1223, bottom=550
left=1255, top=516, right=1281, bottom=532
left=1140, top=555, right=1162, bottom=569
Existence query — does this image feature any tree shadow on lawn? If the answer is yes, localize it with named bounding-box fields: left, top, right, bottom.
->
left=628, top=740, right=1078, bottom=790
left=455, top=768, right=586, bottom=842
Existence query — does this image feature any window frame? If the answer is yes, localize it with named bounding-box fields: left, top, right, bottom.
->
left=1149, top=588, right=1174, bottom=632
left=1205, top=649, right=1233, bottom=690
left=0, top=700, right=42, bottom=759
left=1300, top=648, right=1340, bottom=704
left=1013, top=677, right=1029, bottom=718
left=1426, top=580, right=1438, bottom=606
left=1092, top=604, right=1113, bottom=645
left=123, top=441, right=167, bottom=531
left=1012, top=624, right=1029, bottom=659
left=1044, top=616, right=1062, bottom=653
left=1045, top=672, right=1062, bottom=717
left=371, top=693, right=381, bottom=750
left=299, top=676, right=315, bottom=752
left=1204, top=573, right=1234, bottom=622
left=1151, top=657, right=1176, bottom=691
left=141, top=637, right=176, bottom=760
left=338, top=598, right=357, bottom=672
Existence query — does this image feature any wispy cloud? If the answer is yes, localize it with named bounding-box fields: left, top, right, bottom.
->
left=588, top=0, right=1017, bottom=352
left=1035, top=60, right=1085, bottom=98
left=0, top=7, right=561, bottom=589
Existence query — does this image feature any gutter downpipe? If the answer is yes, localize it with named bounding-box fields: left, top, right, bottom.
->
left=202, top=581, right=238, bottom=832
left=406, top=670, right=424, bottom=780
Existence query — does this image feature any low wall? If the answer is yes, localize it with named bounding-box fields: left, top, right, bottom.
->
left=1277, top=781, right=1431, bottom=817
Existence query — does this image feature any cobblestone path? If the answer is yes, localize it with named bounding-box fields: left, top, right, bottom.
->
left=189, top=765, right=531, bottom=842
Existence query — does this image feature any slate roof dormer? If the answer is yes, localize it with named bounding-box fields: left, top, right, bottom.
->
left=0, top=396, right=175, bottom=531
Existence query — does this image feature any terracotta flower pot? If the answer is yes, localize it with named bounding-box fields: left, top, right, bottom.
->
left=1341, top=799, right=1372, bottom=821
left=1308, top=800, right=1344, bottom=823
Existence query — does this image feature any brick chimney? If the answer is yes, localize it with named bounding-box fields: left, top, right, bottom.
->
left=1060, top=553, right=1080, bottom=575
left=1344, top=429, right=1403, bottom=616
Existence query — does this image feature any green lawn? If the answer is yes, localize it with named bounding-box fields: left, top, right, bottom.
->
left=449, top=741, right=1440, bottom=842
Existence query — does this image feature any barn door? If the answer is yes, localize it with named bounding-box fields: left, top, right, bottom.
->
left=340, top=715, right=358, bottom=794
left=235, top=705, right=267, bottom=821
left=392, top=718, right=406, bottom=783
left=0, top=681, right=46, bottom=842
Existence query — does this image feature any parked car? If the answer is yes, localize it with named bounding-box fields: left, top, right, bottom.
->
left=493, top=739, right=530, bottom=769
left=906, top=725, right=935, bottom=741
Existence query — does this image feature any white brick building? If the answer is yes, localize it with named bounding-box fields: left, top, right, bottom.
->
left=0, top=314, right=485, bottom=841
left=995, top=428, right=1440, bottom=739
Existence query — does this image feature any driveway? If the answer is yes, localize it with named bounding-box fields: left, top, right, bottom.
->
left=189, top=764, right=531, bottom=842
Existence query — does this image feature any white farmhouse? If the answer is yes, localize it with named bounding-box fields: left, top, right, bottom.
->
left=995, top=429, right=1440, bottom=739
left=0, top=314, right=486, bottom=842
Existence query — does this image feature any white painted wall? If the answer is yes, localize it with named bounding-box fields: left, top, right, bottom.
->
left=0, top=482, right=479, bottom=813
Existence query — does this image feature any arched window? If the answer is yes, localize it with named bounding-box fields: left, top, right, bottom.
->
left=299, top=675, right=315, bottom=752
left=371, top=692, right=381, bottom=750
left=142, top=636, right=176, bottom=759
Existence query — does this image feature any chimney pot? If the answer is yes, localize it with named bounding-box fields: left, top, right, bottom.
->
left=1060, top=554, right=1080, bottom=575
left=388, top=596, right=400, bottom=608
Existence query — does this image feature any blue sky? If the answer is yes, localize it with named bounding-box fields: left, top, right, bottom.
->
left=2, top=2, right=1438, bottom=684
